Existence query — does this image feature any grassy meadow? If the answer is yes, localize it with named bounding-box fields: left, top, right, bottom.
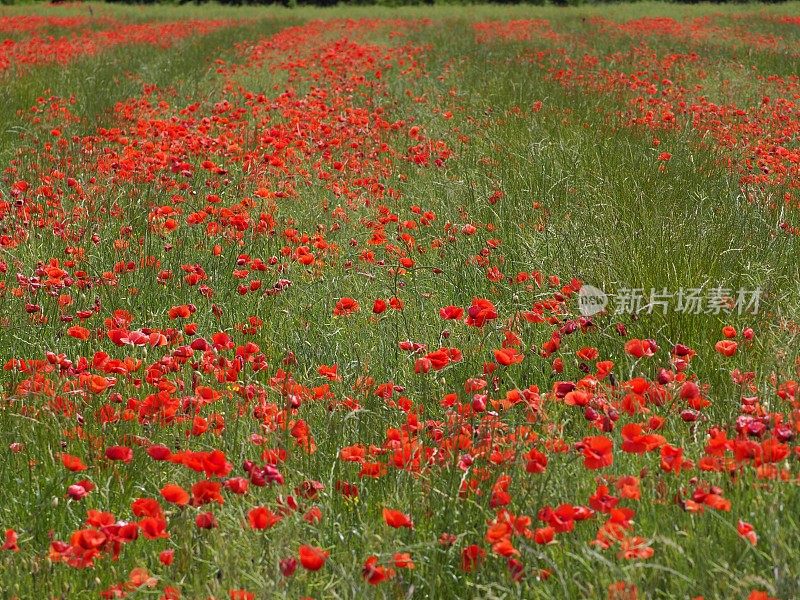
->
left=1, top=2, right=800, bottom=598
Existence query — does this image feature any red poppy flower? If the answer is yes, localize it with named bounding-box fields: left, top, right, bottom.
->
left=147, top=445, right=172, bottom=461
left=105, top=446, right=133, bottom=463
left=139, top=517, right=168, bottom=540
left=132, top=497, right=162, bottom=519
left=67, top=325, right=91, bottom=341
left=298, top=545, right=329, bottom=571
left=524, top=448, right=548, bottom=474
left=161, top=484, right=190, bottom=506
left=280, top=557, right=298, bottom=577
left=660, top=444, right=686, bottom=474
left=372, top=299, right=387, bottom=314
left=383, top=508, right=414, bottom=529
left=493, top=347, right=524, bottom=366
left=465, top=298, right=498, bottom=327
left=439, top=305, right=464, bottom=320
left=737, top=520, right=757, bottom=545
left=624, top=339, right=658, bottom=358
left=393, top=552, right=415, bottom=569
left=533, top=526, right=555, bottom=545
left=620, top=423, right=665, bottom=454
left=2, top=529, right=19, bottom=552
left=191, top=480, right=224, bottom=506
left=461, top=544, right=486, bottom=572
left=333, top=298, right=360, bottom=316
left=60, top=453, right=87, bottom=472
left=581, top=436, right=613, bottom=469
left=248, top=507, right=281, bottom=530
left=363, top=555, right=395, bottom=584
left=195, top=512, right=218, bottom=529
left=715, top=340, right=738, bottom=357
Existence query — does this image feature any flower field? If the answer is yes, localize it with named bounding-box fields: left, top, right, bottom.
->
left=1, top=2, right=800, bottom=598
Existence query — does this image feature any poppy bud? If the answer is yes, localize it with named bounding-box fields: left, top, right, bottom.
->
left=280, top=557, right=298, bottom=577
left=775, top=424, right=794, bottom=442
left=657, top=368, right=673, bottom=384
left=67, top=484, right=88, bottom=501
left=680, top=409, right=698, bottom=422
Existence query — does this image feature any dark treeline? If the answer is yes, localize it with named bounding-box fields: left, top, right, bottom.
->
left=15, top=0, right=789, bottom=8
left=152, top=0, right=789, bottom=4
left=39, top=0, right=793, bottom=6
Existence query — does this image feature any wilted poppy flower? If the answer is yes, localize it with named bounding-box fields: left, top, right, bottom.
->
left=618, top=536, right=653, bottom=560
left=608, top=581, right=638, bottom=600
